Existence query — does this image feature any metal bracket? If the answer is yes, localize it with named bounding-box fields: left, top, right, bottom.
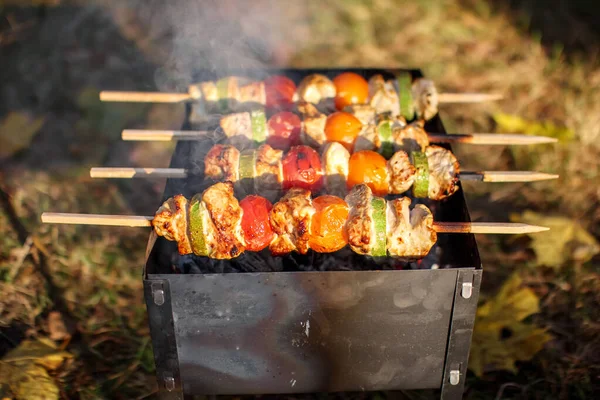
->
left=144, top=279, right=184, bottom=400
left=440, top=269, right=482, bottom=400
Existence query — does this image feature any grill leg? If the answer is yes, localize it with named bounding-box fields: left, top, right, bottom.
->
left=440, top=269, right=482, bottom=400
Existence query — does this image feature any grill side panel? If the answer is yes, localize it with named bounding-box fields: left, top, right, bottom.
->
left=154, top=269, right=459, bottom=395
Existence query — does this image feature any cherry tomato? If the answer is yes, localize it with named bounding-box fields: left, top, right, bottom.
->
left=309, top=195, right=349, bottom=253
left=264, top=75, right=297, bottom=109
left=347, top=150, right=389, bottom=196
left=333, top=72, right=369, bottom=110
left=324, top=112, right=363, bottom=151
left=267, top=111, right=302, bottom=151
left=282, top=145, right=324, bottom=191
left=239, top=195, right=275, bottom=252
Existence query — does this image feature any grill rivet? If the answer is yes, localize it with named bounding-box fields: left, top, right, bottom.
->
left=461, top=282, right=473, bottom=299
left=164, top=376, right=175, bottom=391
left=153, top=289, right=165, bottom=306
left=449, top=369, right=460, bottom=385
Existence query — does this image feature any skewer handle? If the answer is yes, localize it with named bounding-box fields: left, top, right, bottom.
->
left=122, top=129, right=209, bottom=141
left=459, top=171, right=559, bottom=182
left=41, top=213, right=153, bottom=227
left=437, top=92, right=504, bottom=103
left=433, top=222, right=549, bottom=234
left=99, top=91, right=191, bottom=103
left=428, top=133, right=558, bottom=145
left=90, top=168, right=188, bottom=179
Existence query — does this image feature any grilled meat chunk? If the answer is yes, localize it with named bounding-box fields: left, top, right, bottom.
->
left=202, top=182, right=246, bottom=259
left=344, top=184, right=374, bottom=255
left=386, top=197, right=436, bottom=258
left=204, top=144, right=240, bottom=182
left=239, top=81, right=266, bottom=105
left=387, top=150, right=416, bottom=194
left=412, top=78, right=438, bottom=121
left=343, top=104, right=377, bottom=125
left=353, top=123, right=379, bottom=152
left=297, top=102, right=328, bottom=148
left=322, top=142, right=350, bottom=197
left=153, top=195, right=192, bottom=255
left=368, top=75, right=400, bottom=116
left=295, top=74, right=336, bottom=105
left=426, top=145, right=460, bottom=200
left=392, top=120, right=429, bottom=153
left=269, top=188, right=314, bottom=255
left=220, top=112, right=253, bottom=148
left=255, top=144, right=283, bottom=202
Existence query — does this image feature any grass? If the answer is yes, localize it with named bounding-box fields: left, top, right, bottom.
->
left=1, top=0, right=599, bottom=398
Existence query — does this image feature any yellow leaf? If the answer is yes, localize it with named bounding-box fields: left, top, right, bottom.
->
left=510, top=211, right=600, bottom=267
left=469, top=272, right=551, bottom=377
left=0, top=112, right=45, bottom=159
left=493, top=113, right=574, bottom=142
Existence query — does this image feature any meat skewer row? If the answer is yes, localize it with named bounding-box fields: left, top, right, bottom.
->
left=100, top=72, right=503, bottom=121
left=114, top=182, right=545, bottom=260
left=120, top=104, right=557, bottom=155
left=88, top=142, right=559, bottom=202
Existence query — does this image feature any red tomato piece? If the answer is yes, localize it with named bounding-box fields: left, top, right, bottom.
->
left=267, top=111, right=302, bottom=151
left=264, top=75, right=297, bottom=109
left=239, top=195, right=275, bottom=252
left=282, top=145, right=324, bottom=192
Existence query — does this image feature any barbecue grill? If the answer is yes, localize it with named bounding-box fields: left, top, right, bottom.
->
left=143, top=68, right=483, bottom=399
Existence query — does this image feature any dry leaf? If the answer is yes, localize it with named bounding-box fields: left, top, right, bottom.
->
left=47, top=311, right=70, bottom=341
left=0, top=339, right=72, bottom=400
left=0, top=112, right=45, bottom=159
left=511, top=211, right=600, bottom=268
left=469, top=273, right=552, bottom=377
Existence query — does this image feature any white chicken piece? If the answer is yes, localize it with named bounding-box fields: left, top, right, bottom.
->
left=153, top=195, right=193, bottom=255
left=353, top=123, right=379, bottom=152
left=392, top=120, right=430, bottom=153
left=412, top=78, right=439, bottom=121
left=201, top=182, right=246, bottom=259
left=386, top=197, right=436, bottom=258
left=203, top=144, right=240, bottom=182
left=269, top=188, right=315, bottom=255
left=343, top=104, right=377, bottom=125
left=322, top=142, right=350, bottom=197
left=344, top=184, right=374, bottom=255
left=255, top=144, right=283, bottom=202
left=295, top=74, right=336, bottom=112
left=219, top=112, right=253, bottom=148
left=425, top=145, right=460, bottom=200
left=387, top=150, right=416, bottom=195
left=239, top=81, right=266, bottom=105
left=368, top=75, right=400, bottom=116
left=297, top=101, right=328, bottom=148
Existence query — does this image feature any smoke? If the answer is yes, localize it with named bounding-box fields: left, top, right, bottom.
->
left=106, top=0, right=303, bottom=91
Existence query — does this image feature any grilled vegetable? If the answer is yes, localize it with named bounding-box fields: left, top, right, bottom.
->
left=324, top=111, right=363, bottom=151
left=240, top=195, right=275, bottom=252
left=282, top=145, right=324, bottom=192
left=250, top=109, right=267, bottom=145
left=347, top=150, right=389, bottom=196
left=309, top=195, right=349, bottom=253
left=397, top=72, right=415, bottom=121
left=189, top=194, right=209, bottom=256
left=333, top=72, right=369, bottom=111
left=370, top=196, right=387, bottom=257
left=265, top=75, right=296, bottom=109
left=267, top=111, right=302, bottom=151
left=411, top=151, right=429, bottom=198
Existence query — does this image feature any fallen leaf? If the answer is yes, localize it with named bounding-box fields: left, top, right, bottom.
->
left=493, top=113, right=574, bottom=143
left=47, top=311, right=70, bottom=341
left=0, top=112, right=45, bottom=159
left=0, top=339, right=71, bottom=400
left=510, top=211, right=600, bottom=268
left=469, top=273, right=552, bottom=377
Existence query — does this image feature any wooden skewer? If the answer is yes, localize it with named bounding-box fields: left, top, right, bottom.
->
left=436, top=93, right=504, bottom=103
left=89, top=167, right=559, bottom=182
left=99, top=91, right=192, bottom=103
left=99, top=90, right=502, bottom=104
left=122, top=129, right=557, bottom=145
left=40, top=212, right=548, bottom=234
